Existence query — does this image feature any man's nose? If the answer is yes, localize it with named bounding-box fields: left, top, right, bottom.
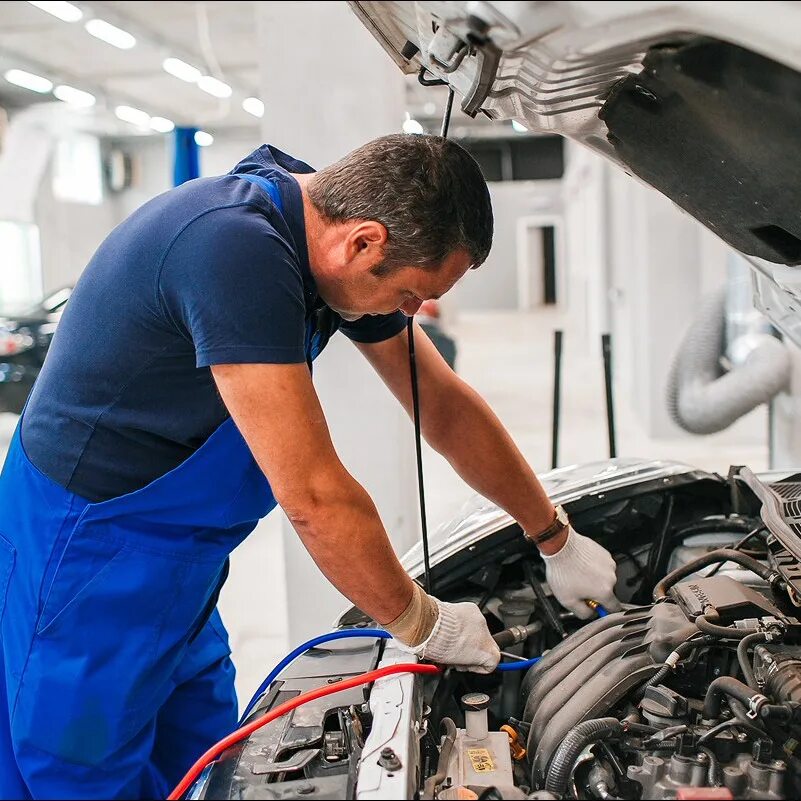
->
left=399, top=299, right=423, bottom=316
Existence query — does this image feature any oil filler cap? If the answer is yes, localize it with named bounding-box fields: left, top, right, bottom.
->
left=461, top=692, right=491, bottom=711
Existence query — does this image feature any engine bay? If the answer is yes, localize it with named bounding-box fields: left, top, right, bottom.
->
left=192, top=465, right=801, bottom=800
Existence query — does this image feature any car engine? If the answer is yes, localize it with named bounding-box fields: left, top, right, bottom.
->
left=191, top=464, right=801, bottom=799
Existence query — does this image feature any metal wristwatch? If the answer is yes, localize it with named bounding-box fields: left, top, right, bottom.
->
left=524, top=504, right=569, bottom=546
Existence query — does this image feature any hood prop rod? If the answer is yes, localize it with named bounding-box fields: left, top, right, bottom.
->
left=407, top=86, right=456, bottom=596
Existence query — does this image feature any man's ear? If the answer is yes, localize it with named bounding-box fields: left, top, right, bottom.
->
left=344, top=220, right=388, bottom=264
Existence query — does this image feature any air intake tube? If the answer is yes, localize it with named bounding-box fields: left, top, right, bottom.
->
left=667, top=289, right=789, bottom=434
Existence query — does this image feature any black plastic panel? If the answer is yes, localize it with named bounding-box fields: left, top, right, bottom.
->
left=601, top=37, right=801, bottom=265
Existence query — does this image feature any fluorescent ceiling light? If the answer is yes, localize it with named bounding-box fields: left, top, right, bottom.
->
left=511, top=119, right=528, bottom=133
left=194, top=130, right=214, bottom=147
left=4, top=69, right=53, bottom=93
left=27, top=1, right=82, bottom=23
left=150, top=116, right=175, bottom=133
left=197, top=76, right=232, bottom=99
left=242, top=97, right=264, bottom=118
left=402, top=116, right=424, bottom=135
left=115, top=105, right=150, bottom=128
left=163, top=57, right=201, bottom=83
left=85, top=18, right=136, bottom=49
left=54, top=84, right=96, bottom=107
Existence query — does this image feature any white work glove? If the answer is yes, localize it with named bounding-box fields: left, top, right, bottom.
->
left=398, top=598, right=501, bottom=673
left=542, top=526, right=622, bottom=620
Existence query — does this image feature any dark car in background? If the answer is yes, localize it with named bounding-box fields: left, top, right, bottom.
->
left=0, top=287, right=71, bottom=415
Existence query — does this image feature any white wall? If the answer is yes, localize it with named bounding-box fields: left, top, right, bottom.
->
left=561, top=145, right=610, bottom=349
left=34, top=129, right=267, bottom=294
left=111, top=130, right=266, bottom=220
left=450, top=179, right=562, bottom=310
left=36, top=159, right=117, bottom=293
left=562, top=140, right=768, bottom=445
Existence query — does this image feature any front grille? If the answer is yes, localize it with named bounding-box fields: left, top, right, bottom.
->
left=771, top=482, right=801, bottom=501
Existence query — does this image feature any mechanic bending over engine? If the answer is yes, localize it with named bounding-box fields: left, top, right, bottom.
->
left=0, top=134, right=620, bottom=800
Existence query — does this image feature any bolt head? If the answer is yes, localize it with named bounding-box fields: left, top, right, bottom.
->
left=381, top=747, right=394, bottom=759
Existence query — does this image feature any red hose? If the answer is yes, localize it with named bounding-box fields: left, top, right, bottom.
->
left=167, top=662, right=441, bottom=800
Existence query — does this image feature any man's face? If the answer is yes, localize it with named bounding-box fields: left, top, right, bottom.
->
left=317, top=245, right=473, bottom=321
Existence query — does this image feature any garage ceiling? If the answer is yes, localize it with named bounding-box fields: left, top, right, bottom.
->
left=0, top=1, right=526, bottom=140
left=0, top=1, right=261, bottom=130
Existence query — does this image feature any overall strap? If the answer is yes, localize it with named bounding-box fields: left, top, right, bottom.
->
left=235, top=173, right=284, bottom=212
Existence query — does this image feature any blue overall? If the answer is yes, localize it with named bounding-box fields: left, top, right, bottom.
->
left=0, top=177, right=320, bottom=798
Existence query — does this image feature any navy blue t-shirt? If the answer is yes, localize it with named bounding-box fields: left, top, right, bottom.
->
left=21, top=145, right=407, bottom=502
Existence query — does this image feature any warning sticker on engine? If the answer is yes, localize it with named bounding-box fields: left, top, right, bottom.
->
left=467, top=748, right=496, bottom=773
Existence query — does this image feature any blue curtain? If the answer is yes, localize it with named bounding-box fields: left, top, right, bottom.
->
left=173, top=127, right=200, bottom=187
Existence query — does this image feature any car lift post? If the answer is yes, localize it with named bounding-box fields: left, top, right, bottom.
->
left=551, top=329, right=563, bottom=469
left=602, top=333, right=617, bottom=458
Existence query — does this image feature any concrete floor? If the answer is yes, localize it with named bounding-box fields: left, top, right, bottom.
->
left=0, top=309, right=770, bottom=707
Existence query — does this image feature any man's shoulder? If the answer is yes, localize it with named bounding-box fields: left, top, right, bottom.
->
left=153, top=176, right=292, bottom=256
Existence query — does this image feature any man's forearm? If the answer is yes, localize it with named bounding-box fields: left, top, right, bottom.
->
left=428, top=379, right=566, bottom=554
left=285, top=473, right=418, bottom=624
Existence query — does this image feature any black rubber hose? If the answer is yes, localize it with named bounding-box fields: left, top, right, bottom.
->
left=544, top=718, right=623, bottom=796
left=738, top=632, right=770, bottom=689
left=653, top=548, right=777, bottom=600
left=707, top=527, right=766, bottom=578
left=761, top=651, right=801, bottom=703
left=698, top=717, right=767, bottom=745
left=645, top=664, right=671, bottom=691
left=729, top=698, right=765, bottom=730
left=698, top=746, right=722, bottom=787
left=422, top=717, right=457, bottom=799
left=704, top=677, right=767, bottom=719
left=696, top=610, right=758, bottom=640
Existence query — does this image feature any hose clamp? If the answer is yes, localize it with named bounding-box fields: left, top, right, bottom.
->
left=768, top=572, right=784, bottom=590
left=747, top=694, right=769, bottom=720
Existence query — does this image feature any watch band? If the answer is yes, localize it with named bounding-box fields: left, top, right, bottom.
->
left=525, top=505, right=569, bottom=546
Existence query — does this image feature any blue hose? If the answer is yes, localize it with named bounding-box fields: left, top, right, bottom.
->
left=238, top=628, right=391, bottom=724
left=240, top=627, right=543, bottom=724
left=496, top=657, right=541, bottom=672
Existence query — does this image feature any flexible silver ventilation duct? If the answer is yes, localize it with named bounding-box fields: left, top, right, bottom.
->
left=667, top=289, right=790, bottom=435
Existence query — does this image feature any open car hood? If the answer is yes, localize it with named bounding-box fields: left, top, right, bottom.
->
left=400, top=457, right=700, bottom=578
left=350, top=0, right=801, bottom=346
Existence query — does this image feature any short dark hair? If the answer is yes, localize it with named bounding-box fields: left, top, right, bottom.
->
left=307, top=134, right=493, bottom=272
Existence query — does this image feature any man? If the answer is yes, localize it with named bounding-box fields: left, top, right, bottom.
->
left=0, top=134, right=620, bottom=799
